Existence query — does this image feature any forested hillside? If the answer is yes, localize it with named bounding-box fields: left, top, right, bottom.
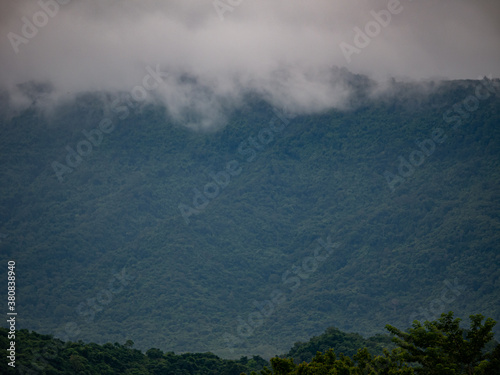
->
left=0, top=326, right=269, bottom=374
left=0, top=77, right=499, bottom=358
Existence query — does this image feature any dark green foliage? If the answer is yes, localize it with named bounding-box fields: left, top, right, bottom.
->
left=284, top=327, right=393, bottom=363
left=264, top=348, right=415, bottom=375
left=386, top=312, right=500, bottom=374
left=1, top=313, right=499, bottom=374
left=245, top=313, right=499, bottom=374
left=0, top=327, right=268, bottom=374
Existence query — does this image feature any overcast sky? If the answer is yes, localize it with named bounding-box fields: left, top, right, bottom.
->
left=1, top=0, right=499, bottom=127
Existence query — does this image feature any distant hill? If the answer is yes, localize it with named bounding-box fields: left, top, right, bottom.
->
left=284, top=327, right=393, bottom=364
left=0, top=327, right=268, bottom=374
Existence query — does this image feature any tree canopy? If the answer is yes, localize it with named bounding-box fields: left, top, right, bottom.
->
left=250, top=312, right=500, bottom=375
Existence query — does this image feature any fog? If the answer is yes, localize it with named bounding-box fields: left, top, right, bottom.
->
left=1, top=0, right=499, bottom=128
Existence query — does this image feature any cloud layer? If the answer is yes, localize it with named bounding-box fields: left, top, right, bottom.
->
left=1, top=0, right=499, bottom=128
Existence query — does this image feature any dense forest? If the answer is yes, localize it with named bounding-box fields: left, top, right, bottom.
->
left=0, top=77, right=499, bottom=358
left=2, top=312, right=499, bottom=374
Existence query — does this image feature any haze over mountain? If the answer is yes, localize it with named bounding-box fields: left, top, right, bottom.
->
left=1, top=0, right=500, bottom=128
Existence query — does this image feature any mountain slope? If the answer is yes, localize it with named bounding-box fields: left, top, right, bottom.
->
left=0, top=78, right=499, bottom=358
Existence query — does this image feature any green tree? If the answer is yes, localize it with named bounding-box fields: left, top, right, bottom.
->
left=386, top=312, right=498, bottom=374
left=260, top=348, right=414, bottom=374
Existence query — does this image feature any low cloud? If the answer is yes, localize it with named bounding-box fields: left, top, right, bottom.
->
left=1, top=0, right=499, bottom=128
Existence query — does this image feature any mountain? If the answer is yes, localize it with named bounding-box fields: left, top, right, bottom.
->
left=0, top=77, right=499, bottom=358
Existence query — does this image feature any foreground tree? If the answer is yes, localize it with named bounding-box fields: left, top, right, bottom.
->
left=250, top=312, right=499, bottom=375
left=386, top=312, right=500, bottom=374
